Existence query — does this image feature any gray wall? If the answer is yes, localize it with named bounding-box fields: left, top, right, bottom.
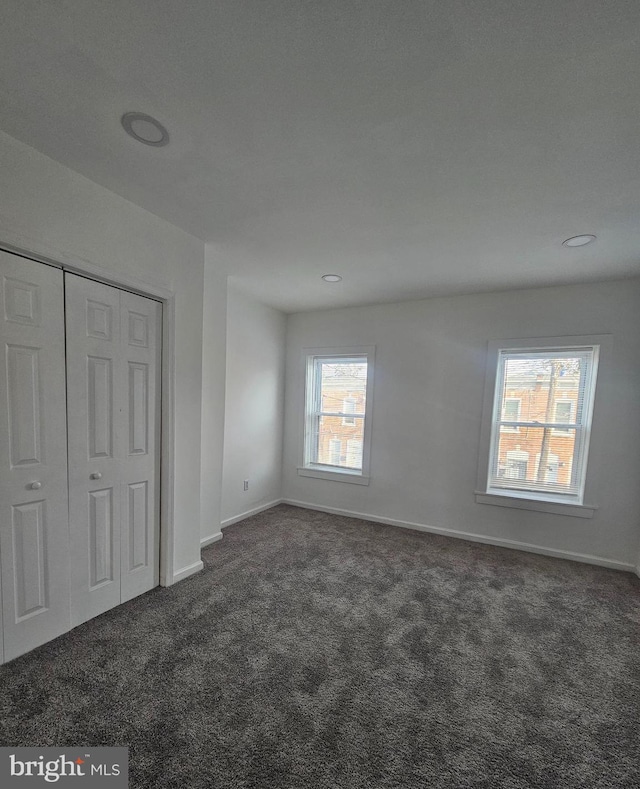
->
left=283, top=279, right=640, bottom=567
left=221, top=284, right=286, bottom=525
left=200, top=250, right=228, bottom=544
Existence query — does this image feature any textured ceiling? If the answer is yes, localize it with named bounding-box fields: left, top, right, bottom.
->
left=1, top=0, right=639, bottom=311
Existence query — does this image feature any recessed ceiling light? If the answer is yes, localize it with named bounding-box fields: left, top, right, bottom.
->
left=121, top=112, right=170, bottom=147
left=562, top=234, right=596, bottom=247
left=321, top=274, right=342, bottom=282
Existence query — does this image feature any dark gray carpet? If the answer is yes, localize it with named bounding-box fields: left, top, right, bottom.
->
left=1, top=504, right=639, bottom=788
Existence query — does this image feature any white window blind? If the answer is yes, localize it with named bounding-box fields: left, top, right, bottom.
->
left=487, top=346, right=599, bottom=504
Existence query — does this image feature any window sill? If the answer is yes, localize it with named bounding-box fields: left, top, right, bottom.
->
left=297, top=466, right=370, bottom=485
left=474, top=491, right=597, bottom=519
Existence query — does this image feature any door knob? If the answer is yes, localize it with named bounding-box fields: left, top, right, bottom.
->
left=29, top=481, right=42, bottom=490
left=90, top=472, right=102, bottom=480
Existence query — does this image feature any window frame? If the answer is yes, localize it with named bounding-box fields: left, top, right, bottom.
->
left=298, top=346, right=374, bottom=485
left=475, top=335, right=609, bottom=517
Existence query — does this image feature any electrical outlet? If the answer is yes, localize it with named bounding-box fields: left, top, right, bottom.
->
left=243, top=479, right=249, bottom=491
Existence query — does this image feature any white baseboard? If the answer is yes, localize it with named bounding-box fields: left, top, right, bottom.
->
left=221, top=499, right=283, bottom=529
left=282, top=499, right=635, bottom=573
left=201, top=532, right=223, bottom=548
left=171, top=560, right=204, bottom=584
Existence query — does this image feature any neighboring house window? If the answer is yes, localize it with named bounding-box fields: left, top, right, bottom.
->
left=342, top=397, right=357, bottom=426
left=501, top=398, right=521, bottom=431
left=478, top=340, right=600, bottom=509
left=552, top=400, right=574, bottom=434
left=503, top=447, right=529, bottom=479
left=299, top=348, right=374, bottom=484
left=534, top=451, right=559, bottom=483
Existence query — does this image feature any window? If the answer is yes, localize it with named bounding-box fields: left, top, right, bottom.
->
left=552, top=400, right=574, bottom=434
left=299, top=348, right=374, bottom=484
left=342, top=397, right=357, bottom=426
left=501, top=398, right=521, bottom=431
left=477, top=338, right=602, bottom=512
left=504, top=447, right=528, bottom=479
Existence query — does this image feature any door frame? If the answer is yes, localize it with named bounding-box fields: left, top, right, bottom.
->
left=0, top=239, right=176, bottom=588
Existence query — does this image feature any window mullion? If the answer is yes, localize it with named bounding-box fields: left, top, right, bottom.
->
left=497, top=421, right=578, bottom=430
left=318, top=411, right=364, bottom=419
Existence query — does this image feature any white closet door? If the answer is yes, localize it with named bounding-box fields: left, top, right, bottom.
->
left=65, top=274, right=160, bottom=626
left=66, top=276, right=123, bottom=626
left=119, top=290, right=161, bottom=603
left=0, top=252, right=70, bottom=662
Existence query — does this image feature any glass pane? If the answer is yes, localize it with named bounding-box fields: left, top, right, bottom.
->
left=490, top=427, right=577, bottom=495
left=501, top=354, right=583, bottom=426
left=320, top=361, right=367, bottom=414
left=315, top=414, right=364, bottom=469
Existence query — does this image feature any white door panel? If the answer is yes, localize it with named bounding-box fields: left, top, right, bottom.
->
left=0, top=252, right=70, bottom=662
left=66, top=275, right=160, bottom=624
left=120, top=290, right=161, bottom=603
left=66, top=276, right=122, bottom=626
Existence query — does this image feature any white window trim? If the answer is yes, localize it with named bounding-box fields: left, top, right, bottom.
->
left=298, top=346, right=375, bottom=485
left=475, top=335, right=611, bottom=517
left=488, top=346, right=597, bottom=504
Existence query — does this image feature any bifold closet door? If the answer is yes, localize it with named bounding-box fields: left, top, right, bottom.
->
left=65, top=274, right=161, bottom=627
left=0, top=252, right=70, bottom=662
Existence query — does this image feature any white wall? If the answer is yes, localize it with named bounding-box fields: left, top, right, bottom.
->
left=0, top=130, right=208, bottom=582
left=200, top=249, right=228, bottom=544
left=221, top=283, right=286, bottom=525
left=283, top=279, right=640, bottom=569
